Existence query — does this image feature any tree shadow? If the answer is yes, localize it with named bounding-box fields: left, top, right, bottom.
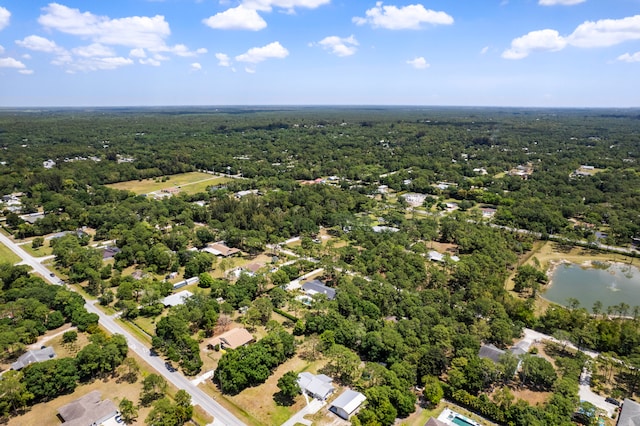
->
left=273, top=391, right=295, bottom=407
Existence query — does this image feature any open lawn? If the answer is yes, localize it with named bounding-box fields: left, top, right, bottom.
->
left=107, top=172, right=230, bottom=195
left=0, top=240, right=20, bottom=264
left=199, top=346, right=326, bottom=426
left=19, top=242, right=54, bottom=257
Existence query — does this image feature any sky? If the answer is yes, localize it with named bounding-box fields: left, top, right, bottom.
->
left=0, top=0, right=639, bottom=107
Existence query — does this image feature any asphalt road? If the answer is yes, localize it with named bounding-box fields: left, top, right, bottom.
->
left=0, top=231, right=245, bottom=426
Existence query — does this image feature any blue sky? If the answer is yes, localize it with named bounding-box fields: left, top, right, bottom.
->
left=0, top=0, right=639, bottom=107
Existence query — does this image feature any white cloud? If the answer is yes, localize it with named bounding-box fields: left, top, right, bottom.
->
left=71, top=56, right=134, bottom=72
left=19, top=69, right=34, bottom=75
left=618, top=51, right=640, bottom=62
left=38, top=3, right=171, bottom=50
left=203, top=5, right=267, bottom=30
left=406, top=56, right=429, bottom=69
left=568, top=15, right=640, bottom=48
left=130, top=48, right=146, bottom=58
left=480, top=46, right=489, bottom=55
left=190, top=62, right=202, bottom=71
left=72, top=43, right=115, bottom=58
left=502, top=29, right=567, bottom=59
left=0, top=57, right=26, bottom=69
left=22, top=54, right=31, bottom=59
left=244, top=67, right=256, bottom=73
left=317, top=35, right=358, bottom=57
left=216, top=53, right=232, bottom=67
left=353, top=2, right=453, bottom=30
left=170, top=44, right=207, bottom=57
left=16, top=35, right=66, bottom=54
left=140, top=58, right=161, bottom=66
left=0, top=6, right=10, bottom=31
left=539, top=0, right=585, bottom=5
left=503, top=14, right=640, bottom=59
left=235, top=41, right=289, bottom=63
left=242, top=0, right=330, bottom=12
left=0, top=44, right=4, bottom=54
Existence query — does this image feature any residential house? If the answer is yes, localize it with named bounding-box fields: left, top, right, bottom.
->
left=424, top=418, right=448, bottom=426
left=297, top=372, right=335, bottom=401
left=172, top=276, right=198, bottom=289
left=210, top=328, right=254, bottom=350
left=57, top=391, right=119, bottom=426
left=480, top=207, right=497, bottom=219
left=401, top=193, right=428, bottom=207
left=478, top=344, right=506, bottom=364
left=301, top=279, right=336, bottom=301
left=21, top=212, right=45, bottom=224
left=428, top=251, right=460, bottom=263
left=330, top=389, right=367, bottom=419
left=161, top=290, right=193, bottom=307
left=372, top=225, right=399, bottom=233
left=617, top=398, right=640, bottom=426
left=102, top=246, right=121, bottom=260
left=203, top=242, right=241, bottom=257
left=11, top=346, right=56, bottom=370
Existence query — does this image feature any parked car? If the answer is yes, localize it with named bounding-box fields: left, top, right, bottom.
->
left=605, top=397, right=620, bottom=406
left=165, top=362, right=176, bottom=372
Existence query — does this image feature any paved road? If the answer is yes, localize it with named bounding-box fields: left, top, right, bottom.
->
left=0, top=231, right=245, bottom=426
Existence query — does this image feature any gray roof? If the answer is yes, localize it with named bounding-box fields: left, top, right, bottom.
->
left=618, top=399, right=640, bottom=426
left=509, top=340, right=532, bottom=356
left=58, top=390, right=118, bottom=426
left=301, top=280, right=336, bottom=300
left=161, top=290, right=193, bottom=307
left=425, top=418, right=448, bottom=426
left=478, top=344, right=505, bottom=364
left=11, top=346, right=56, bottom=370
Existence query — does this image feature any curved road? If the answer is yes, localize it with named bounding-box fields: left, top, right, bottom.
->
left=0, top=231, right=245, bottom=426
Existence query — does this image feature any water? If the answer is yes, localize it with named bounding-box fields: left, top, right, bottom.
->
left=542, top=262, right=640, bottom=312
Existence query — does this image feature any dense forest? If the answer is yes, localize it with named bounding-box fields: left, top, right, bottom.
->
left=0, top=107, right=639, bottom=426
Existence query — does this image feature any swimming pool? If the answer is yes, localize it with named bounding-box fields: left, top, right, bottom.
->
left=437, top=408, right=483, bottom=426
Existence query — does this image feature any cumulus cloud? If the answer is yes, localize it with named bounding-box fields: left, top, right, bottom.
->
left=190, top=62, right=202, bottom=71
left=480, top=46, right=489, bottom=55
left=140, top=57, right=161, bottom=66
left=0, top=44, right=4, bottom=54
left=242, top=0, right=330, bottom=13
left=216, top=53, right=232, bottom=67
left=235, top=41, right=289, bottom=63
left=69, top=56, right=134, bottom=72
left=37, top=3, right=205, bottom=56
left=539, top=0, right=585, bottom=5
left=618, top=51, right=640, bottom=62
left=503, top=15, right=640, bottom=59
left=406, top=56, right=429, bottom=69
left=568, top=15, right=640, bottom=48
left=16, top=35, right=66, bottom=54
left=129, top=48, right=146, bottom=58
left=203, top=5, right=267, bottom=31
left=353, top=2, right=453, bottom=30
left=317, top=35, right=358, bottom=57
left=502, top=29, right=567, bottom=59
left=72, top=43, right=115, bottom=58
left=19, top=69, right=34, bottom=75
left=0, top=6, right=10, bottom=31
left=0, top=57, right=26, bottom=69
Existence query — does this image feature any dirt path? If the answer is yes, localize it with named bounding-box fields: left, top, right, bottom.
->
left=28, top=325, right=76, bottom=349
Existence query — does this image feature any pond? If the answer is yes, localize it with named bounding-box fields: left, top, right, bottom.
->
left=542, top=262, right=640, bottom=312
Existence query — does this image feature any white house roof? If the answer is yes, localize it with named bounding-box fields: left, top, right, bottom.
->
left=331, top=389, right=366, bottom=418
left=161, top=290, right=193, bottom=307
left=301, top=280, right=336, bottom=301
left=297, top=372, right=334, bottom=400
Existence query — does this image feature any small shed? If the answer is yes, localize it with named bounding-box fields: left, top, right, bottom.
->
left=330, top=389, right=366, bottom=419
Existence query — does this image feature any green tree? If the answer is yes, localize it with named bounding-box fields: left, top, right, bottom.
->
left=119, top=397, right=138, bottom=424
left=422, top=376, right=444, bottom=406
left=140, top=374, right=167, bottom=406
left=275, top=371, right=300, bottom=406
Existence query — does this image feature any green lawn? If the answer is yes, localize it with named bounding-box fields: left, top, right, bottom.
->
left=0, top=241, right=21, bottom=264
left=107, top=172, right=231, bottom=195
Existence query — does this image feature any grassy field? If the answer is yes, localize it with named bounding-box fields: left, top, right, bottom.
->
left=0, top=240, right=21, bottom=264
left=19, top=241, right=54, bottom=257
left=107, top=172, right=231, bottom=195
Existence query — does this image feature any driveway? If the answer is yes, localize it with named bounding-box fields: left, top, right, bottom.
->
left=579, top=369, right=617, bottom=417
left=281, top=398, right=326, bottom=426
